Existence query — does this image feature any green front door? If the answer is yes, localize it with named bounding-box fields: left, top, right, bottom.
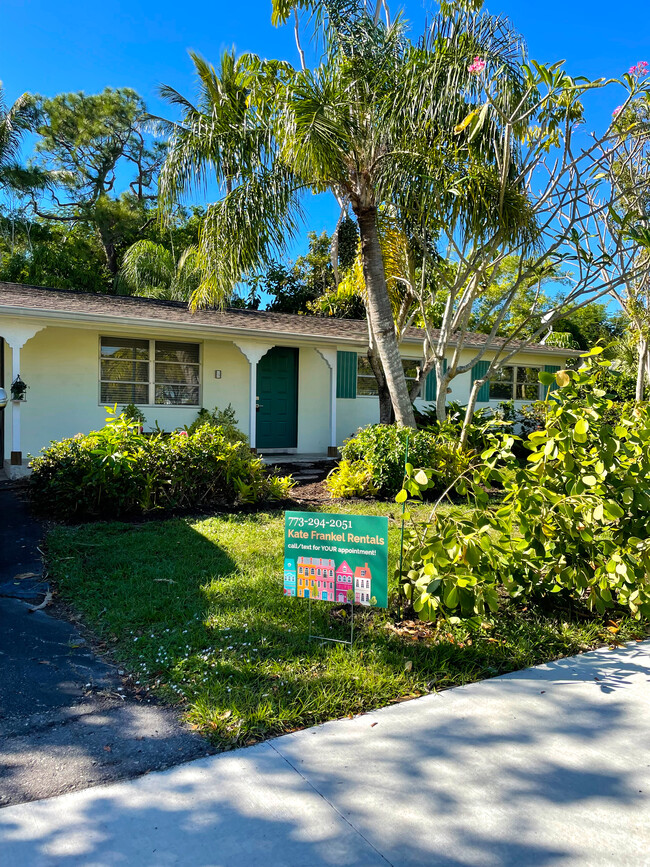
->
left=256, top=347, right=299, bottom=449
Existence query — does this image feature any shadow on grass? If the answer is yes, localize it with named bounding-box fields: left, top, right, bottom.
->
left=46, top=515, right=650, bottom=752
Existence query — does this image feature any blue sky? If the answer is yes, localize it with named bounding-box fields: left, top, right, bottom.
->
left=2, top=0, right=649, bottom=258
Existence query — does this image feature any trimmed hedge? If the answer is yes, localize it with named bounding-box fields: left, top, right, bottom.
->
left=30, top=410, right=293, bottom=520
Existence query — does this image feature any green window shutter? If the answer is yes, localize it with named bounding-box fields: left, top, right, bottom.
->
left=472, top=360, right=491, bottom=402
left=424, top=359, right=447, bottom=402
left=544, top=364, right=561, bottom=393
left=424, top=369, right=436, bottom=401
left=336, top=351, right=357, bottom=399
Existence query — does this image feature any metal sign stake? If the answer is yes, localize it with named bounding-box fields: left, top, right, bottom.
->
left=308, top=597, right=354, bottom=646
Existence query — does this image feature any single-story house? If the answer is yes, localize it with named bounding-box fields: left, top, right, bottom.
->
left=0, top=282, right=576, bottom=478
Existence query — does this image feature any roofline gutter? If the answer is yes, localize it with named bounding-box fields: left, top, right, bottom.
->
left=0, top=304, right=581, bottom=356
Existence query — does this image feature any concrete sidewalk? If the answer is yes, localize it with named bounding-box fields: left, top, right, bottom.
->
left=1, top=640, right=649, bottom=867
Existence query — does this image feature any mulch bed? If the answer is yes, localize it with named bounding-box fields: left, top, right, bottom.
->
left=289, top=480, right=332, bottom=504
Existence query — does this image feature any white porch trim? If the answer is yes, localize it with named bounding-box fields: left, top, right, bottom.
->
left=232, top=341, right=273, bottom=450
left=1, top=324, right=46, bottom=468
left=315, top=347, right=338, bottom=456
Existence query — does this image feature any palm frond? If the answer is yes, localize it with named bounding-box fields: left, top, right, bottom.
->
left=278, top=65, right=353, bottom=182
left=0, top=86, right=38, bottom=182
left=121, top=240, right=176, bottom=293
left=194, top=166, right=305, bottom=309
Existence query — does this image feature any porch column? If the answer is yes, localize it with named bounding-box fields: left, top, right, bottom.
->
left=11, top=344, right=21, bottom=465
left=316, top=347, right=338, bottom=457
left=1, top=324, right=45, bottom=467
left=233, top=341, right=273, bottom=451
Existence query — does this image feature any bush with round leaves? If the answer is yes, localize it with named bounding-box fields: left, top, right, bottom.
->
left=398, top=352, right=650, bottom=622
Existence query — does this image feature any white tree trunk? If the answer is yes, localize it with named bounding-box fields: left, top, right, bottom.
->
left=459, top=380, right=484, bottom=449
left=636, top=335, right=647, bottom=401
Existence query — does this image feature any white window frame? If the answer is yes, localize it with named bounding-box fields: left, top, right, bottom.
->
left=356, top=354, right=420, bottom=397
left=488, top=364, right=542, bottom=402
left=99, top=336, right=202, bottom=407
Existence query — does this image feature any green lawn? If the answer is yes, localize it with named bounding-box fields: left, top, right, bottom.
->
left=46, top=502, right=648, bottom=748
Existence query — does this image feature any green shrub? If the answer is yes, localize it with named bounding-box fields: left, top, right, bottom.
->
left=416, top=401, right=503, bottom=452
left=398, top=353, right=650, bottom=622
left=31, top=408, right=293, bottom=521
left=187, top=404, right=247, bottom=443
left=121, top=403, right=147, bottom=427
left=329, top=424, right=472, bottom=499
left=325, top=459, right=378, bottom=499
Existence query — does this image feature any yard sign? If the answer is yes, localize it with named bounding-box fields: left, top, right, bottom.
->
left=283, top=511, right=388, bottom=609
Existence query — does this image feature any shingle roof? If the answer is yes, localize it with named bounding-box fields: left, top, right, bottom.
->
left=0, top=281, right=576, bottom=355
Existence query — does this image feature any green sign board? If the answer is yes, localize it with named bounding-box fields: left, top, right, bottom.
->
left=283, top=511, right=389, bottom=608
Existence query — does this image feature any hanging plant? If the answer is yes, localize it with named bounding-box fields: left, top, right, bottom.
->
left=10, top=375, right=27, bottom=401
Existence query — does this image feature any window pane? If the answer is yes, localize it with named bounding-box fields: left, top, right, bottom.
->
left=357, top=357, right=374, bottom=377
left=489, top=381, right=513, bottom=400
left=101, top=359, right=149, bottom=383
left=155, top=361, right=200, bottom=385
left=357, top=356, right=378, bottom=395
left=516, top=367, right=541, bottom=400
left=101, top=337, right=149, bottom=361
left=516, top=366, right=540, bottom=383
left=491, top=366, right=514, bottom=384
left=155, top=384, right=199, bottom=406
left=101, top=382, right=149, bottom=404
left=155, top=341, right=200, bottom=364
left=488, top=366, right=513, bottom=400
left=520, top=382, right=541, bottom=399
left=357, top=377, right=379, bottom=396
left=402, top=360, right=419, bottom=380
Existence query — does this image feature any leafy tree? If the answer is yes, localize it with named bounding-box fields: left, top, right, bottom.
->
left=550, top=303, right=625, bottom=352
left=253, top=219, right=358, bottom=313
left=28, top=87, right=164, bottom=280
left=0, top=216, right=111, bottom=291
left=604, top=93, right=650, bottom=399
left=398, top=52, right=650, bottom=443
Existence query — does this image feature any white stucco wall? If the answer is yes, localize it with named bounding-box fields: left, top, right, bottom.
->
left=0, top=324, right=264, bottom=462
left=296, top=347, right=331, bottom=454
left=0, top=315, right=570, bottom=464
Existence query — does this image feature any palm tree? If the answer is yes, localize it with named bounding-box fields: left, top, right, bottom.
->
left=119, top=240, right=201, bottom=300
left=158, top=1, right=526, bottom=427
left=0, top=85, right=38, bottom=193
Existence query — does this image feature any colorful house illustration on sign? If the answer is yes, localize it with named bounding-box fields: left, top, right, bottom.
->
left=335, top=561, right=354, bottom=603
left=354, top=563, right=372, bottom=605
left=297, top=556, right=336, bottom=601
left=283, top=558, right=297, bottom=597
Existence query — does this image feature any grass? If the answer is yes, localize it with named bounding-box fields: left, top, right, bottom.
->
left=46, top=501, right=649, bottom=748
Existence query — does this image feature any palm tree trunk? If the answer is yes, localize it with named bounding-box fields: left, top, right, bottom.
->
left=367, top=348, right=394, bottom=423
left=355, top=206, right=416, bottom=428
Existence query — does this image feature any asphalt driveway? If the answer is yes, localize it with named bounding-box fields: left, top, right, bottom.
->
left=0, top=486, right=212, bottom=807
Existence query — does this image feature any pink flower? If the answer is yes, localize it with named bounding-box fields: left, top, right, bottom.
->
left=629, top=61, right=649, bottom=78
left=468, top=57, right=487, bottom=75
left=178, top=430, right=188, bottom=436
left=612, top=105, right=623, bottom=116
